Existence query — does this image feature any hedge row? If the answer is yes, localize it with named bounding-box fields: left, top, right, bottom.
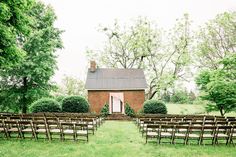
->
left=30, top=96, right=89, bottom=113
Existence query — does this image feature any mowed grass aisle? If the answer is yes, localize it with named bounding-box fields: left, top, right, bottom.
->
left=0, top=121, right=235, bottom=157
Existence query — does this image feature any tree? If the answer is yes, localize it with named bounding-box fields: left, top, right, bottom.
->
left=55, top=75, right=86, bottom=97
left=0, top=2, right=63, bottom=113
left=195, top=12, right=236, bottom=70
left=0, top=0, right=34, bottom=68
left=87, top=15, right=192, bottom=100
left=196, top=54, right=236, bottom=116
left=91, top=18, right=161, bottom=69
left=146, top=14, right=192, bottom=99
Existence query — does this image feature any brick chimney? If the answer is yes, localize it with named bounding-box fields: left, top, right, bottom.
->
left=90, top=61, right=96, bottom=72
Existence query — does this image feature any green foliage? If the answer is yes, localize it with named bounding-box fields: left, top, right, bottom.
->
left=143, top=100, right=167, bottom=114
left=0, top=1, right=63, bottom=113
left=195, top=12, right=236, bottom=69
left=100, top=103, right=109, bottom=117
left=0, top=0, right=34, bottom=68
left=30, top=98, right=61, bottom=113
left=62, top=96, right=89, bottom=113
left=196, top=54, right=236, bottom=116
left=170, top=90, right=195, bottom=104
left=125, top=103, right=135, bottom=117
left=56, top=75, right=86, bottom=97
left=161, top=91, right=171, bottom=102
left=54, top=95, right=66, bottom=106
left=137, top=108, right=144, bottom=115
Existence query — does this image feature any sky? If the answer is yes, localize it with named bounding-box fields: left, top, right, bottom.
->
left=41, top=0, right=236, bottom=85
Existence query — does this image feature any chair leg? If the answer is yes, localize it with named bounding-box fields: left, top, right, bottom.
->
left=226, top=137, right=229, bottom=145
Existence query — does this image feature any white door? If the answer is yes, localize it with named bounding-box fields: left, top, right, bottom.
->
left=112, top=96, right=121, bottom=112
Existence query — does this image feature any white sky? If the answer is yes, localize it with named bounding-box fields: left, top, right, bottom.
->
left=41, top=0, right=236, bottom=85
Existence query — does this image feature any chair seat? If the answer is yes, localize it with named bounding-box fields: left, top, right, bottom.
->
left=161, top=132, right=172, bottom=137
left=48, top=125, right=58, bottom=128
left=175, top=133, right=186, bottom=137
left=167, top=129, right=173, bottom=132
left=204, top=129, right=214, bottom=132
left=63, top=129, right=74, bottom=134
left=147, top=132, right=158, bottom=136
left=8, top=128, right=18, bottom=132
left=36, top=129, right=47, bottom=133
left=76, top=130, right=87, bottom=135
left=188, top=133, right=200, bottom=138
left=22, top=128, right=33, bottom=132
left=50, top=129, right=61, bottom=133
left=88, top=125, right=94, bottom=129
left=178, top=129, right=187, bottom=132
left=216, top=133, right=228, bottom=137
left=202, top=134, right=214, bottom=138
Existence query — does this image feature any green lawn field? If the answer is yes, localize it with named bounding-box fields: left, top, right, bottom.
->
left=166, top=103, right=236, bottom=116
left=0, top=121, right=235, bottom=157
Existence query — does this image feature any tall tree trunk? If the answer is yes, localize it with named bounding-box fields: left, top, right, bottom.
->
left=21, top=77, right=28, bottom=113
left=149, top=91, right=157, bottom=100
left=219, top=107, right=224, bottom=117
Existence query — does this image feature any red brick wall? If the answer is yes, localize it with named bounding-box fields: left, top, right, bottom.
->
left=88, top=90, right=145, bottom=113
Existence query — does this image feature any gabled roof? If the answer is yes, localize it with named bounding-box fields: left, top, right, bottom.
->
left=85, top=68, right=147, bottom=90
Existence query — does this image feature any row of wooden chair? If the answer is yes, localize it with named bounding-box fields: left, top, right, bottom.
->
left=0, top=112, right=105, bottom=128
left=140, top=120, right=236, bottom=136
left=136, top=115, right=236, bottom=129
left=145, top=123, right=236, bottom=145
left=0, top=112, right=107, bottom=142
left=0, top=119, right=89, bottom=142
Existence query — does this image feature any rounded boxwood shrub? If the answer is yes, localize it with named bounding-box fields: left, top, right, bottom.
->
left=125, top=103, right=135, bottom=117
left=100, top=103, right=109, bottom=117
left=30, top=98, right=61, bottom=113
left=62, top=96, right=89, bottom=113
left=143, top=100, right=167, bottom=114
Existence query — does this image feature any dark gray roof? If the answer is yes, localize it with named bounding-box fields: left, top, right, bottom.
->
left=85, top=68, right=147, bottom=90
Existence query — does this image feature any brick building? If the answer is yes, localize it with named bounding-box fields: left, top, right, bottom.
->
left=85, top=61, right=147, bottom=114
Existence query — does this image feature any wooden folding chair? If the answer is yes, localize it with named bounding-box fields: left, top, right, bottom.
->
left=186, top=125, right=203, bottom=145
left=200, top=125, right=216, bottom=145
left=82, top=119, right=95, bottom=135
left=141, top=121, right=155, bottom=137
left=18, top=120, right=35, bottom=139
left=0, top=120, right=7, bottom=138
left=145, top=124, right=160, bottom=144
left=74, top=123, right=89, bottom=142
left=229, top=125, right=236, bottom=146
left=32, top=120, right=49, bottom=140
left=4, top=120, right=21, bottom=139
left=214, top=125, right=232, bottom=145
left=173, top=125, right=189, bottom=145
left=47, top=121, right=62, bottom=141
left=159, top=124, right=175, bottom=144
left=60, top=122, right=75, bottom=141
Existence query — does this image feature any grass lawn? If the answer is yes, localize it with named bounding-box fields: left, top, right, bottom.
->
left=166, top=103, right=236, bottom=116
left=0, top=121, right=235, bottom=157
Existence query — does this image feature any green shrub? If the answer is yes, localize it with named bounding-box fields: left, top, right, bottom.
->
left=137, top=108, right=144, bottom=115
left=161, top=92, right=171, bottom=102
left=143, top=99, right=167, bottom=114
left=125, top=103, right=135, bottom=117
left=55, top=95, right=66, bottom=106
left=61, top=96, right=89, bottom=113
left=30, top=98, right=61, bottom=113
left=100, top=103, right=109, bottom=117
left=170, top=90, right=190, bottom=104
